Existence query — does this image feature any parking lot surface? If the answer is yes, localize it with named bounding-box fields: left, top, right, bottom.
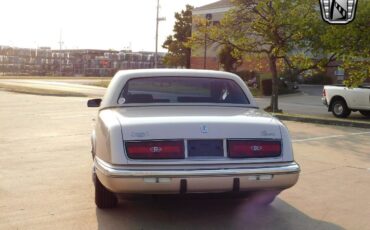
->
left=0, top=91, right=369, bottom=230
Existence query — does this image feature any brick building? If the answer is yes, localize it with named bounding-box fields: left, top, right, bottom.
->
left=191, top=0, right=232, bottom=70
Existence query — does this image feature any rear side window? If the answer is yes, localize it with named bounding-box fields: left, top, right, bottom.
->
left=119, top=77, right=249, bottom=104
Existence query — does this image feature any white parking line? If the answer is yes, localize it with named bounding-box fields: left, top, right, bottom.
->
left=293, top=131, right=370, bottom=143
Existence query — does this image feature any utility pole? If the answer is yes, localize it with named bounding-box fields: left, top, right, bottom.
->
left=155, top=0, right=165, bottom=68
left=204, top=14, right=212, bottom=69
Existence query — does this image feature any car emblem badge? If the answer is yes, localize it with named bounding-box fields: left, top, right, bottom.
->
left=319, top=0, right=358, bottom=24
left=200, top=125, right=209, bottom=134
left=261, top=130, right=275, bottom=137
left=150, top=146, right=162, bottom=153
left=251, top=145, right=263, bottom=152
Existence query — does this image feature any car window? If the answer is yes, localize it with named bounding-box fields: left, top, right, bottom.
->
left=119, top=77, right=250, bottom=104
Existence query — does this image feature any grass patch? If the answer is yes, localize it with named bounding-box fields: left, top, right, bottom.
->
left=0, top=83, right=87, bottom=97
left=273, top=112, right=369, bottom=122
left=82, top=80, right=111, bottom=88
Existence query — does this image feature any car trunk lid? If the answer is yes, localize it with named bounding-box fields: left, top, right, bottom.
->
left=114, top=106, right=281, bottom=141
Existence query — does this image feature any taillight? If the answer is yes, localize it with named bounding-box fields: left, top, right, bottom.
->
left=126, top=140, right=184, bottom=159
left=322, top=89, right=326, bottom=97
left=228, top=140, right=281, bottom=158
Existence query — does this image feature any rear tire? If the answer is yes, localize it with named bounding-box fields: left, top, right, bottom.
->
left=95, top=175, right=118, bottom=209
left=331, top=100, right=351, bottom=118
left=359, top=110, right=370, bottom=118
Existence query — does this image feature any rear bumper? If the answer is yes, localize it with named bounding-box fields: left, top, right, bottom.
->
left=94, top=157, right=300, bottom=194
left=322, top=97, right=328, bottom=107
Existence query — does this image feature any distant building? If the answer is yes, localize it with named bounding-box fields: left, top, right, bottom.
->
left=0, top=46, right=165, bottom=76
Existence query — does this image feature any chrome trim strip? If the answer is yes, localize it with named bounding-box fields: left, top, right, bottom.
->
left=94, top=157, right=300, bottom=178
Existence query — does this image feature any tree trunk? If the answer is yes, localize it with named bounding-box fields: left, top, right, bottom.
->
left=186, top=48, right=191, bottom=69
left=269, top=55, right=279, bottom=112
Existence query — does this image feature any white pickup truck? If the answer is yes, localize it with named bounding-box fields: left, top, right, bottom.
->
left=322, top=85, right=370, bottom=118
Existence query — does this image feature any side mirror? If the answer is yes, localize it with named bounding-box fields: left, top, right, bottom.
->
left=87, top=99, right=102, bottom=108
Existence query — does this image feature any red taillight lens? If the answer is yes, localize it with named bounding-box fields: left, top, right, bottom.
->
left=126, top=140, right=184, bottom=159
left=322, top=89, right=326, bottom=97
left=228, top=140, right=281, bottom=158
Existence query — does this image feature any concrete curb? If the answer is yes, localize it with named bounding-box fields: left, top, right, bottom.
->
left=274, top=114, right=370, bottom=129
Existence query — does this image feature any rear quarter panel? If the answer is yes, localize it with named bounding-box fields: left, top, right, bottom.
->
left=325, top=86, right=351, bottom=108
left=277, top=121, right=294, bottom=162
left=94, top=110, right=126, bottom=164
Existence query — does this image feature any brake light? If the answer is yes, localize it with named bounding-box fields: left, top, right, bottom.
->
left=228, top=140, right=281, bottom=158
left=322, top=89, right=326, bottom=97
left=126, top=140, right=184, bottom=159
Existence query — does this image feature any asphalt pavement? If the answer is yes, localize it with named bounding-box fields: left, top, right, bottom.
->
left=255, top=84, right=325, bottom=114
left=0, top=91, right=369, bottom=230
left=255, top=84, right=367, bottom=119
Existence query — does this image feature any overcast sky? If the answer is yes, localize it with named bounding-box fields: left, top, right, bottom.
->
left=0, top=0, right=215, bottom=52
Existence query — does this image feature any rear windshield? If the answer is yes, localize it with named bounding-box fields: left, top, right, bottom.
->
left=119, top=77, right=249, bottom=104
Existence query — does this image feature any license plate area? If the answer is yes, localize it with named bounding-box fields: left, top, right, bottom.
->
left=187, top=140, right=224, bottom=157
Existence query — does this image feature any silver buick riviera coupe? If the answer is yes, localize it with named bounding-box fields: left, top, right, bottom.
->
left=88, top=69, right=300, bottom=209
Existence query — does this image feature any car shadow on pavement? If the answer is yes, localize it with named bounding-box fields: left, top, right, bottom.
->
left=95, top=195, right=344, bottom=230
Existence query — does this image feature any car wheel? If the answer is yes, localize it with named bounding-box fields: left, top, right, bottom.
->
left=359, top=110, right=370, bottom=118
left=95, top=175, right=118, bottom=209
left=249, top=190, right=281, bottom=206
left=331, top=100, right=351, bottom=118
